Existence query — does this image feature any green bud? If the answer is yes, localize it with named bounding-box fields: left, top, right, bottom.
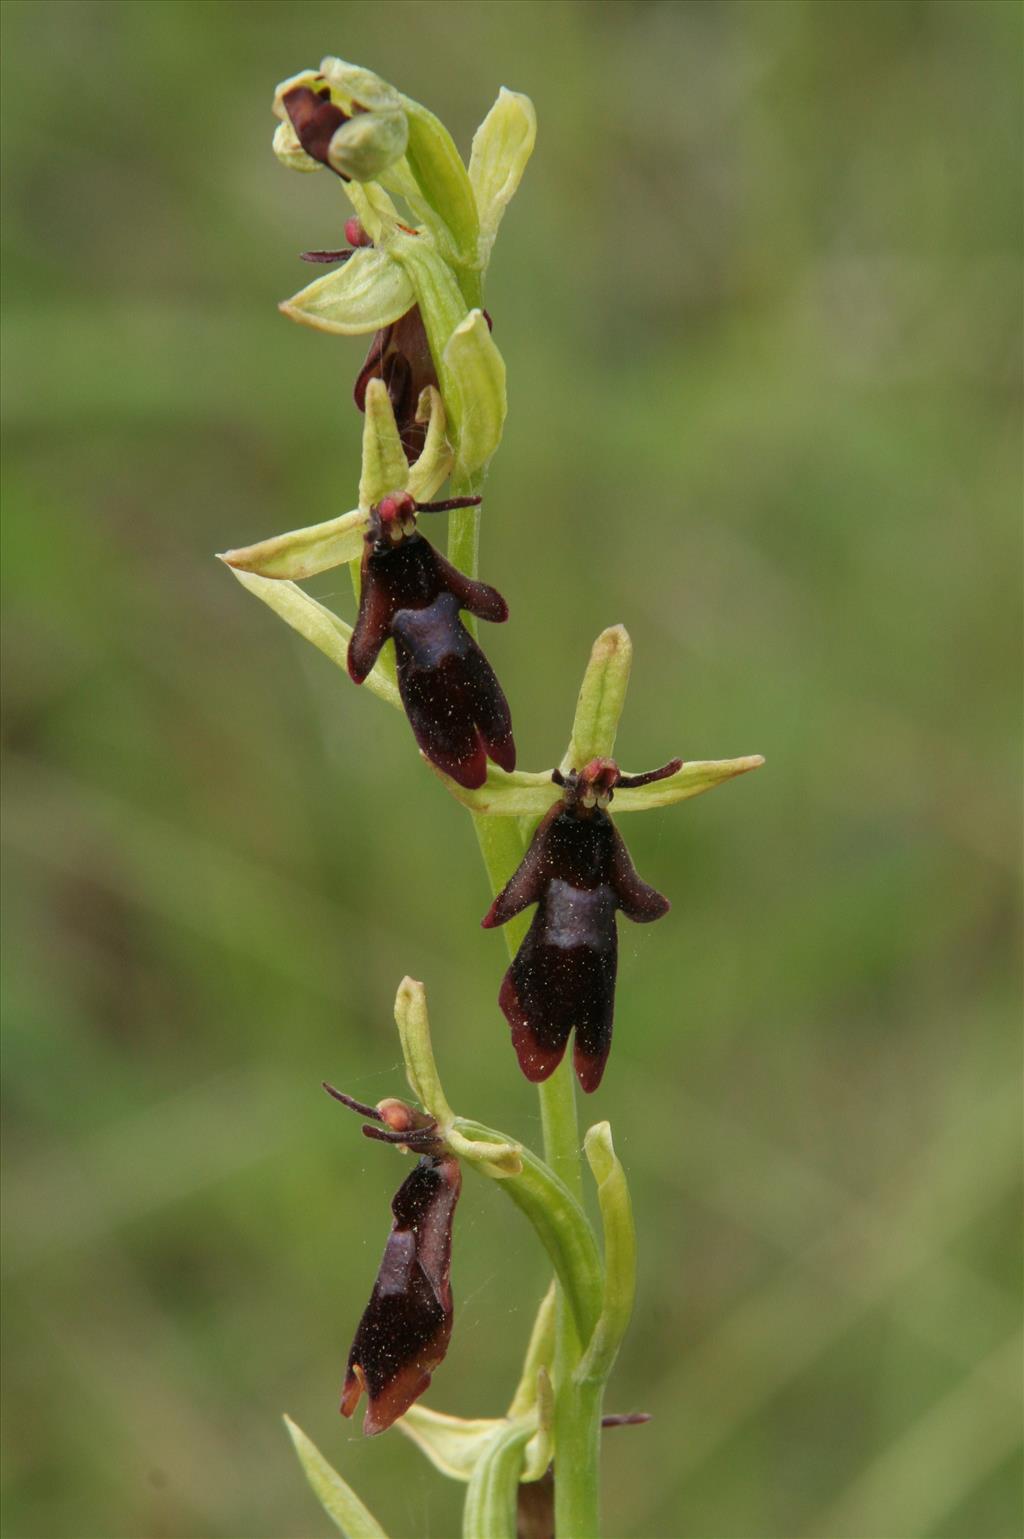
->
left=470, top=88, right=537, bottom=265
left=279, top=247, right=414, bottom=337
left=317, top=56, right=404, bottom=114
left=327, top=108, right=409, bottom=182
left=283, top=1416, right=389, bottom=1539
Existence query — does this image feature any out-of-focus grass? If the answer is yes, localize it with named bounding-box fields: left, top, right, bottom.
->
left=1, top=3, right=1020, bottom=1537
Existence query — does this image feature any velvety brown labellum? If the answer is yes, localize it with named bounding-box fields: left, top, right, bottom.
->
left=482, top=774, right=671, bottom=1092
left=353, top=306, right=440, bottom=462
left=282, top=85, right=351, bottom=175
left=341, top=1153, right=461, bottom=1435
left=348, top=524, right=515, bottom=789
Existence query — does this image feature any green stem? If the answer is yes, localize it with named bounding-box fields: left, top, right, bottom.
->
left=449, top=465, right=598, bottom=1536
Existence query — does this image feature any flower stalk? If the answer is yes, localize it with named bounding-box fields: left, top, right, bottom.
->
left=223, top=56, right=763, bottom=1539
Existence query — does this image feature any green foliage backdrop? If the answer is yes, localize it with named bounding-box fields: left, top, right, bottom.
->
left=2, top=3, right=1020, bottom=1536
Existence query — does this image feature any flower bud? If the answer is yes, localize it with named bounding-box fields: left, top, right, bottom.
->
left=326, top=109, right=409, bottom=183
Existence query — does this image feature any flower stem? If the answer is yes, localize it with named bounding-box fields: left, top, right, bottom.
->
left=449, top=466, right=599, bottom=1536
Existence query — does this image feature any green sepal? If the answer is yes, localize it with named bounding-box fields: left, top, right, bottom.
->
left=283, top=1415, right=389, bottom=1538
left=398, top=1406, right=509, bottom=1482
left=222, top=566, right=399, bottom=706
left=400, top=100, right=480, bottom=272
left=576, top=1122, right=636, bottom=1386
left=522, top=1367, right=554, bottom=1482
left=219, top=510, right=367, bottom=581
left=443, top=310, right=507, bottom=476
left=431, top=755, right=764, bottom=817
left=469, top=88, right=537, bottom=265
left=461, top=1422, right=532, bottom=1539
left=562, top=625, right=632, bottom=771
left=359, top=377, right=411, bottom=508
left=612, top=754, right=765, bottom=809
left=392, top=979, right=523, bottom=1178
left=507, top=1283, right=557, bottom=1419
left=279, top=247, right=415, bottom=337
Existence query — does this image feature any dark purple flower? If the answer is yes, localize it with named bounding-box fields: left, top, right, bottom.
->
left=348, top=491, right=516, bottom=789
left=354, top=305, right=438, bottom=462
left=482, top=757, right=681, bottom=1092
left=323, top=1086, right=461, bottom=1436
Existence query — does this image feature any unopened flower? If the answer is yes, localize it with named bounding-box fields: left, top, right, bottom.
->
left=323, top=1085, right=461, bottom=1436
left=482, top=757, right=681, bottom=1092
left=349, top=491, right=515, bottom=788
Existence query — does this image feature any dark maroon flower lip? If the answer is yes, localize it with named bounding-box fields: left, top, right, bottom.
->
left=482, top=758, right=676, bottom=1091
left=282, top=84, right=351, bottom=175
left=347, top=501, right=515, bottom=790
left=324, top=1084, right=460, bottom=1435
left=354, top=306, right=440, bottom=462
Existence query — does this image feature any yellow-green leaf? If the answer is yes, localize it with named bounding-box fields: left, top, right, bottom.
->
left=284, top=1415, right=389, bottom=1539
left=613, top=754, right=765, bottom=811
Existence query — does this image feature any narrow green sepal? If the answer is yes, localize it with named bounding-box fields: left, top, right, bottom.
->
left=522, top=1367, right=554, bottom=1482
left=393, top=976, right=457, bottom=1126
left=576, top=1122, right=636, bottom=1387
left=444, top=310, right=507, bottom=476
left=461, top=1422, right=532, bottom=1539
left=284, top=1415, right=389, bottom=1538
left=507, top=1283, right=557, bottom=1419
left=359, top=377, right=411, bottom=508
left=222, top=565, right=399, bottom=707
left=562, top=625, right=632, bottom=771
left=279, top=248, right=415, bottom=337
left=219, top=509, right=367, bottom=581
left=400, top=100, right=480, bottom=271
left=398, top=1406, right=508, bottom=1482
left=613, top=754, right=765, bottom=810
left=470, top=88, right=537, bottom=265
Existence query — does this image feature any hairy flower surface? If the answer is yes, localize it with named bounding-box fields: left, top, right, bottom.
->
left=482, top=758, right=680, bottom=1091
left=349, top=493, right=515, bottom=788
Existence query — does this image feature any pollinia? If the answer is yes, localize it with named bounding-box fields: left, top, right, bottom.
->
left=221, top=57, right=763, bottom=1539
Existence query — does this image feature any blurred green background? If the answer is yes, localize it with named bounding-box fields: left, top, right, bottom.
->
left=2, top=2, right=1021, bottom=1536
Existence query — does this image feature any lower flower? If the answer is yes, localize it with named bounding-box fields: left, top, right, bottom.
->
left=324, top=1086, right=461, bottom=1435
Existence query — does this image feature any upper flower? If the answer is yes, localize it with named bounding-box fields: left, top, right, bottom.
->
left=349, top=489, right=516, bottom=788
